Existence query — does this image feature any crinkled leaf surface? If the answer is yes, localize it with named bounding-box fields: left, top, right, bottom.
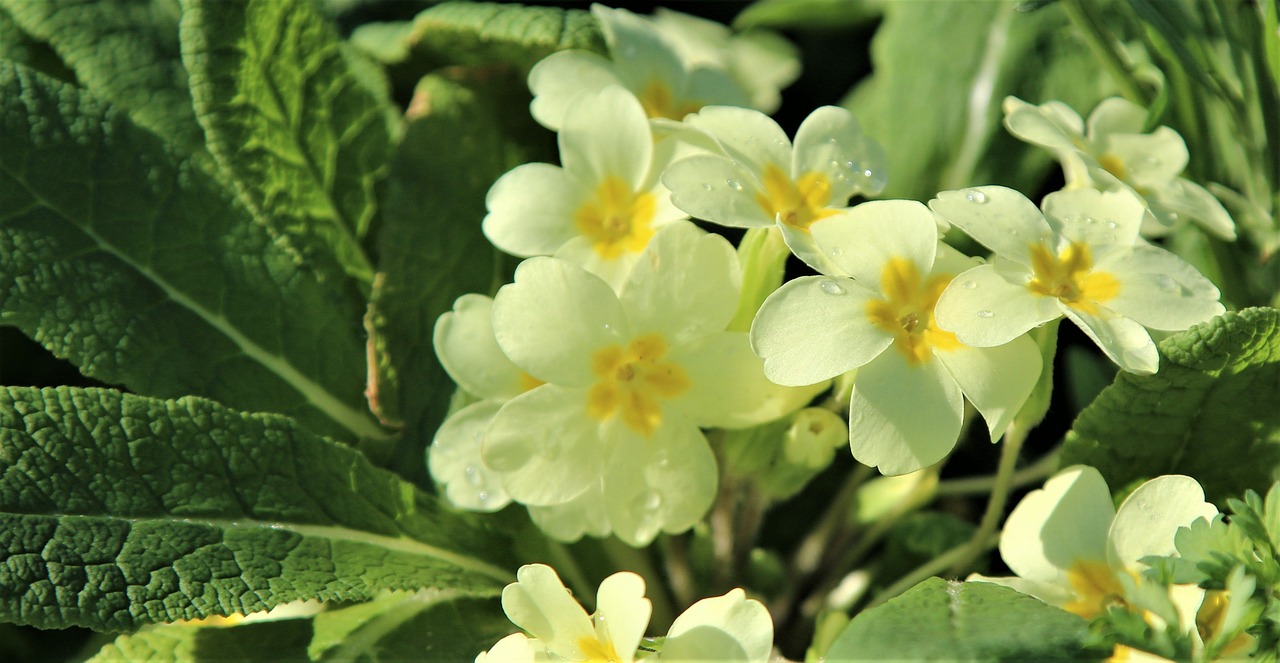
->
left=87, top=593, right=510, bottom=662
left=0, top=387, right=513, bottom=632
left=825, top=578, right=1091, bottom=661
left=0, top=6, right=76, bottom=85
left=356, top=2, right=603, bottom=74
left=1061, top=307, right=1280, bottom=503
left=0, top=61, right=380, bottom=441
left=1, top=0, right=205, bottom=153
left=843, top=0, right=1117, bottom=200
left=371, top=69, right=553, bottom=484
left=181, top=0, right=391, bottom=288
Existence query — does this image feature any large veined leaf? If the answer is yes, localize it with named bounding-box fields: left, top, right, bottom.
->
left=0, top=0, right=205, bottom=153
left=1061, top=307, right=1280, bottom=503
left=825, top=578, right=1092, bottom=661
left=88, top=593, right=512, bottom=662
left=370, top=69, right=553, bottom=483
left=0, top=61, right=381, bottom=441
left=843, top=0, right=1118, bottom=201
left=0, top=6, right=76, bottom=85
left=181, top=0, right=391, bottom=288
left=0, top=387, right=514, bottom=632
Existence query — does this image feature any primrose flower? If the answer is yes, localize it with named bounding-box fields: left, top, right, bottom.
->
left=1004, top=96, right=1235, bottom=239
left=971, top=465, right=1217, bottom=620
left=750, top=200, right=1041, bottom=475
left=476, top=564, right=773, bottom=662
left=648, top=7, right=800, bottom=114
left=483, top=86, right=686, bottom=290
left=528, top=4, right=752, bottom=130
left=662, top=105, right=887, bottom=272
left=430, top=293, right=546, bottom=512
left=485, top=221, right=820, bottom=545
left=931, top=186, right=1224, bottom=375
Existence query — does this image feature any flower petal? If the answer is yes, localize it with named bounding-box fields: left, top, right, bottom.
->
left=1062, top=305, right=1159, bottom=374
left=929, top=186, right=1052, bottom=265
left=528, top=50, right=623, bottom=131
left=528, top=482, right=612, bottom=542
left=792, top=105, right=879, bottom=200
left=559, top=86, right=653, bottom=190
left=429, top=401, right=511, bottom=512
left=502, top=564, right=595, bottom=655
left=934, top=263, right=1061, bottom=347
left=483, top=386, right=602, bottom=505
left=1097, top=244, right=1224, bottom=330
left=1085, top=97, right=1146, bottom=137
left=1002, top=96, right=1084, bottom=153
left=663, top=154, right=772, bottom=228
left=483, top=163, right=587, bottom=257
left=1145, top=177, right=1237, bottom=240
left=493, top=257, right=627, bottom=387
left=1041, top=187, right=1145, bottom=247
left=434, top=294, right=526, bottom=400
left=475, top=632, right=536, bottom=663
left=603, top=420, right=717, bottom=546
left=619, top=221, right=740, bottom=343
left=935, top=335, right=1042, bottom=442
left=1107, top=475, right=1218, bottom=572
left=750, top=275, right=890, bottom=386
left=594, top=5, right=686, bottom=100
left=660, top=588, right=773, bottom=662
left=847, top=352, right=962, bottom=475
left=674, top=331, right=824, bottom=429
left=681, top=105, right=790, bottom=176
left=999, top=465, right=1114, bottom=586
left=810, top=200, right=938, bottom=286
left=595, top=572, right=652, bottom=660
left=1100, top=127, right=1189, bottom=188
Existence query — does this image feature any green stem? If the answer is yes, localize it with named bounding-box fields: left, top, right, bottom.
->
left=935, top=444, right=1061, bottom=497
left=945, top=418, right=1029, bottom=577
left=865, top=531, right=1001, bottom=609
left=1062, top=0, right=1151, bottom=105
left=602, top=537, right=677, bottom=630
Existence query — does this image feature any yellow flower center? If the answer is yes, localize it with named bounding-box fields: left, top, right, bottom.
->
left=578, top=635, right=625, bottom=662
left=1027, top=242, right=1120, bottom=315
left=754, top=162, right=839, bottom=231
left=1098, top=153, right=1128, bottom=181
left=865, top=258, right=961, bottom=366
left=1063, top=559, right=1125, bottom=619
left=518, top=371, right=545, bottom=392
left=587, top=333, right=690, bottom=436
left=574, top=176, right=657, bottom=260
left=638, top=79, right=701, bottom=121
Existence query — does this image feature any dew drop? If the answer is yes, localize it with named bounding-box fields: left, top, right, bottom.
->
left=1083, top=216, right=1096, bottom=225
left=464, top=465, right=480, bottom=484
left=773, top=138, right=787, bottom=147
left=477, top=490, right=491, bottom=503
left=964, top=189, right=988, bottom=204
left=976, top=309, right=994, bottom=318
left=631, top=490, right=663, bottom=516
left=1153, top=274, right=1179, bottom=293
left=829, top=159, right=842, bottom=169
left=654, top=450, right=671, bottom=468
left=961, top=280, right=977, bottom=290
left=819, top=279, right=845, bottom=295
left=863, top=168, right=875, bottom=179
left=701, top=183, right=713, bottom=191
left=830, top=247, right=844, bottom=256
left=603, top=323, right=611, bottom=330
left=1105, top=220, right=1118, bottom=229
left=727, top=178, right=744, bottom=191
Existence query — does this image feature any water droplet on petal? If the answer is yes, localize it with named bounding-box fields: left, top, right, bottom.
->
left=964, top=189, right=987, bottom=204
left=1153, top=274, right=1179, bottom=293
left=845, top=160, right=858, bottom=170
left=1083, top=216, right=1096, bottom=225
left=654, top=451, right=671, bottom=468
left=773, top=138, right=787, bottom=148
left=701, top=183, right=713, bottom=191
left=603, top=323, right=611, bottom=330
left=819, top=279, right=845, bottom=295
left=976, top=309, right=995, bottom=318
left=464, top=465, right=480, bottom=485
left=862, top=168, right=875, bottom=179
left=477, top=490, right=491, bottom=503
left=961, top=280, right=977, bottom=289
left=1105, top=220, right=1118, bottom=229
left=727, top=178, right=744, bottom=191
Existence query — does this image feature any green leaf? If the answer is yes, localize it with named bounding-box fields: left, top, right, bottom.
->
left=733, top=0, right=883, bottom=30
left=0, top=0, right=205, bottom=153
left=0, top=6, right=76, bottom=85
left=370, top=69, right=553, bottom=483
left=357, top=2, right=603, bottom=74
left=181, top=0, right=392, bottom=288
left=0, top=387, right=514, bottom=632
left=825, top=578, right=1092, bottom=661
left=843, top=0, right=1119, bottom=200
left=0, top=61, right=380, bottom=441
left=1060, top=307, right=1280, bottom=503
left=87, top=593, right=512, bottom=662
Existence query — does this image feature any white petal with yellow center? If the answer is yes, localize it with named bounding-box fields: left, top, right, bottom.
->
left=660, top=589, right=773, bottom=662
left=662, top=154, right=773, bottom=228
left=483, top=162, right=589, bottom=257
left=502, top=564, right=599, bottom=660
left=1094, top=244, right=1224, bottom=330
left=681, top=105, right=790, bottom=176
left=1061, top=306, right=1159, bottom=375
left=792, top=105, right=886, bottom=200
left=619, top=221, right=740, bottom=344
left=603, top=419, right=717, bottom=546
left=1107, top=475, right=1218, bottom=573
left=559, top=86, right=652, bottom=190
left=483, top=386, right=603, bottom=506
left=998, top=465, right=1114, bottom=589
left=810, top=200, right=937, bottom=286
left=848, top=351, right=962, bottom=475
left=929, top=186, right=1053, bottom=265
left=434, top=294, right=533, bottom=400
left=1041, top=187, right=1144, bottom=247
left=934, top=262, right=1061, bottom=347
left=493, top=257, right=628, bottom=387
left=592, top=570, right=651, bottom=661
left=429, top=401, right=511, bottom=512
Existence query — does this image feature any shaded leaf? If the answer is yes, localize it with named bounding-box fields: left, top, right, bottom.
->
left=825, top=578, right=1091, bottom=661
left=1, top=0, right=204, bottom=152
left=1060, top=307, right=1280, bottom=503
left=0, top=387, right=513, bottom=632
left=0, top=61, right=380, bottom=440
left=733, top=0, right=883, bottom=31
left=181, top=0, right=392, bottom=288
